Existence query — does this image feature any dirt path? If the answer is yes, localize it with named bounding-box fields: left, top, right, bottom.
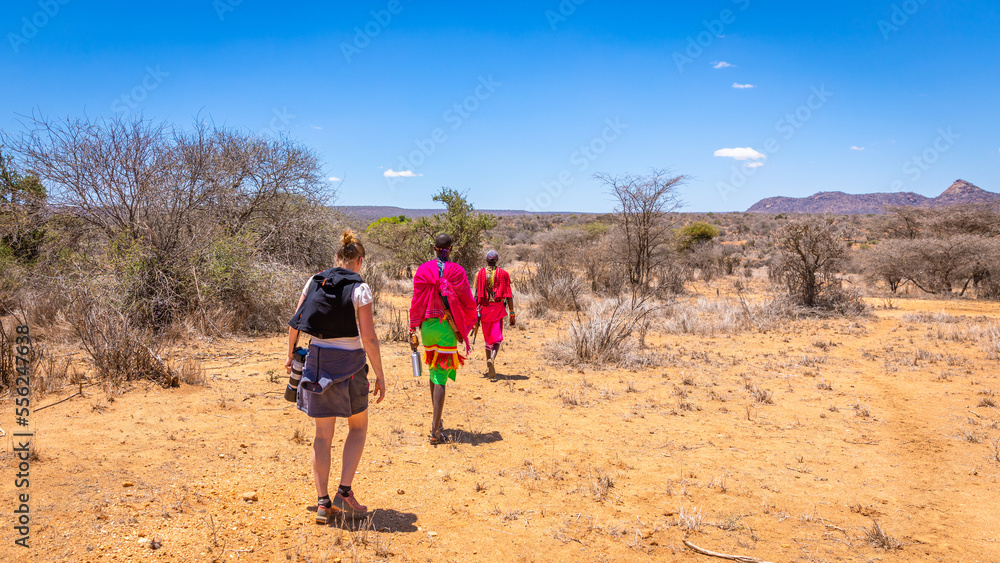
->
left=3, top=297, right=1000, bottom=561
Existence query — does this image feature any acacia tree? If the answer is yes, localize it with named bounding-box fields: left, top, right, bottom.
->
left=862, top=240, right=905, bottom=293
left=874, top=236, right=997, bottom=295
left=0, top=148, right=46, bottom=263
left=8, top=114, right=332, bottom=328
left=866, top=205, right=1000, bottom=299
left=366, top=188, right=497, bottom=277
left=776, top=219, right=846, bottom=307
left=11, top=115, right=329, bottom=260
left=596, top=169, right=685, bottom=289
left=430, top=188, right=498, bottom=276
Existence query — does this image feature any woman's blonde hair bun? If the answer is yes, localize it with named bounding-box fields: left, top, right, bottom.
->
left=337, top=229, right=366, bottom=263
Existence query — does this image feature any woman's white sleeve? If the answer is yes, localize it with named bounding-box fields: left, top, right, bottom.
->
left=353, top=283, right=374, bottom=308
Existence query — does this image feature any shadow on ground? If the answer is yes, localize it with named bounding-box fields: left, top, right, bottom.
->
left=443, top=428, right=503, bottom=446
left=314, top=508, right=419, bottom=533
left=483, top=372, right=529, bottom=381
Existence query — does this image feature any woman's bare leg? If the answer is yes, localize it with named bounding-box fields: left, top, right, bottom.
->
left=313, top=417, right=336, bottom=498
left=340, top=409, right=369, bottom=487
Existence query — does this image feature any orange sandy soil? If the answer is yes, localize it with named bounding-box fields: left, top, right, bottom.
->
left=3, top=295, right=1000, bottom=562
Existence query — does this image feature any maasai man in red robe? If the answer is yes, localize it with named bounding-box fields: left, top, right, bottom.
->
left=408, top=234, right=477, bottom=444
left=474, top=249, right=515, bottom=379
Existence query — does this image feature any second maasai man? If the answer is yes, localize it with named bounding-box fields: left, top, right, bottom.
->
left=408, top=234, right=477, bottom=445
left=474, top=250, right=515, bottom=379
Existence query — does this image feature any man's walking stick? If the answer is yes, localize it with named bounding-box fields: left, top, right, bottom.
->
left=471, top=308, right=481, bottom=345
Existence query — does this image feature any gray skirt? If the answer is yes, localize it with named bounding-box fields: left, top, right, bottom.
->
left=296, top=345, right=369, bottom=418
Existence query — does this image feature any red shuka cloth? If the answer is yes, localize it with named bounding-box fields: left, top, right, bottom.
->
left=409, top=259, right=478, bottom=348
left=475, top=267, right=512, bottom=307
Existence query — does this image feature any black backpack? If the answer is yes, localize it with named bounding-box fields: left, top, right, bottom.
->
left=288, top=267, right=364, bottom=339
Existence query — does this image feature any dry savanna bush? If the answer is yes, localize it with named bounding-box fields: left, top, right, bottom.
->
left=70, top=289, right=176, bottom=390
left=512, top=256, right=585, bottom=312
left=549, top=295, right=660, bottom=368
left=0, top=114, right=334, bottom=392
left=864, top=204, right=1000, bottom=299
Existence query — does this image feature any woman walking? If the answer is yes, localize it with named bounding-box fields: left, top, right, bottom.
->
left=286, top=230, right=386, bottom=524
left=474, top=249, right=515, bottom=379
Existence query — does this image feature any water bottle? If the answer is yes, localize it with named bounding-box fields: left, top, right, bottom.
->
left=411, top=351, right=422, bottom=378
left=409, top=331, right=422, bottom=378
left=284, top=347, right=307, bottom=402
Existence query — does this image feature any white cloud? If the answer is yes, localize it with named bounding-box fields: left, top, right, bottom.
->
left=328, top=176, right=342, bottom=182
left=712, top=61, right=734, bottom=69
left=383, top=169, right=423, bottom=178
left=850, top=146, right=865, bottom=151
left=311, top=125, right=323, bottom=130
left=714, top=147, right=766, bottom=161
left=732, top=82, right=754, bottom=89
left=744, top=162, right=765, bottom=169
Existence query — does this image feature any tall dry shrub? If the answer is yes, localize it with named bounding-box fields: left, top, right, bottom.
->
left=523, top=254, right=584, bottom=311
left=552, top=296, right=659, bottom=367
left=70, top=290, right=175, bottom=389
left=360, top=258, right=386, bottom=315
left=862, top=236, right=1000, bottom=296
left=597, top=169, right=685, bottom=289
left=774, top=220, right=846, bottom=308
left=652, top=259, right=691, bottom=297
left=10, top=114, right=332, bottom=334
left=0, top=321, right=15, bottom=392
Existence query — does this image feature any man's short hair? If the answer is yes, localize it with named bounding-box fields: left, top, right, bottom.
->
left=434, top=233, right=453, bottom=249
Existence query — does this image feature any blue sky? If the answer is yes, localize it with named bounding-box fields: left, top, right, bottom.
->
left=3, top=0, right=998, bottom=213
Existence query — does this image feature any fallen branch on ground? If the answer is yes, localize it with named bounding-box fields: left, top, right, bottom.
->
left=684, top=540, right=774, bottom=563
left=35, top=391, right=84, bottom=412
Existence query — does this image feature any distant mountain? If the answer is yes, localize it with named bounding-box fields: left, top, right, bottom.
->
left=746, top=180, right=1000, bottom=214
left=336, top=206, right=573, bottom=224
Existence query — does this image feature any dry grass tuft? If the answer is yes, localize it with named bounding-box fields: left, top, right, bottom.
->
left=852, top=401, right=871, bottom=418
left=72, top=296, right=176, bottom=390
left=178, top=358, right=206, bottom=386
left=557, top=388, right=586, bottom=407
left=982, top=325, right=1000, bottom=360
left=290, top=427, right=309, bottom=445
left=745, top=380, right=774, bottom=405
left=590, top=469, right=615, bottom=501
left=677, top=505, right=703, bottom=531
left=378, top=304, right=410, bottom=343
left=863, top=519, right=901, bottom=550
left=549, top=296, right=659, bottom=368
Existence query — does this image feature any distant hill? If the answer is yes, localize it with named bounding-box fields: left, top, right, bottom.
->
left=336, top=206, right=576, bottom=224
left=746, top=180, right=1000, bottom=214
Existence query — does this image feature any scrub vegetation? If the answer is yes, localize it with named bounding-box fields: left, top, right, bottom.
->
left=2, top=117, right=1000, bottom=561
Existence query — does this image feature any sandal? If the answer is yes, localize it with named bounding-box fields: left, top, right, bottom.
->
left=429, top=433, right=443, bottom=445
